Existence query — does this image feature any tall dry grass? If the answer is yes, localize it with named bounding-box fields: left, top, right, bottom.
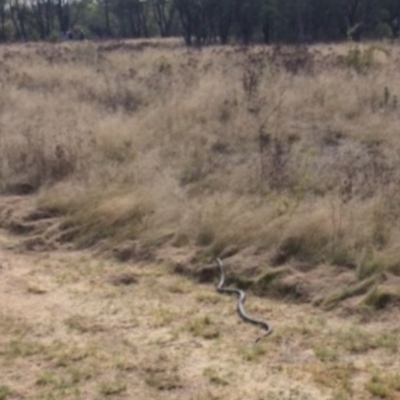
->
left=2, top=39, right=400, bottom=304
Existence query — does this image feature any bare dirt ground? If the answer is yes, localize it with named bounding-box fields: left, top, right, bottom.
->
left=0, top=198, right=400, bottom=400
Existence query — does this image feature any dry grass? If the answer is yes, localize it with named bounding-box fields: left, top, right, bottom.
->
left=1, top=226, right=400, bottom=400
left=2, top=39, right=400, bottom=308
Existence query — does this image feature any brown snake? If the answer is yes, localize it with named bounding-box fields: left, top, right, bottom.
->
left=215, top=258, right=272, bottom=343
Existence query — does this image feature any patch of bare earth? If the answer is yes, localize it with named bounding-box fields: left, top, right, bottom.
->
left=0, top=197, right=399, bottom=400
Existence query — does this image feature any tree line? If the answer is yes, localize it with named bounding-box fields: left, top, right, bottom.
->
left=0, top=0, right=399, bottom=44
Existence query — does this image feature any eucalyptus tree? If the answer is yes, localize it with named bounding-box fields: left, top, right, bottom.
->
left=233, top=0, right=262, bottom=43
left=0, top=0, right=8, bottom=39
left=0, top=0, right=398, bottom=43
left=9, top=0, right=29, bottom=39
left=215, top=0, right=233, bottom=43
left=152, top=0, right=176, bottom=37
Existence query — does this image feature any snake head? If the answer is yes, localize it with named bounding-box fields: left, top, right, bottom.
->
left=254, top=329, right=273, bottom=344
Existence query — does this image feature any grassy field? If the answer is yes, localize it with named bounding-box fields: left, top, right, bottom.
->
left=0, top=220, right=400, bottom=400
left=1, top=38, right=400, bottom=399
left=1, top=39, right=400, bottom=309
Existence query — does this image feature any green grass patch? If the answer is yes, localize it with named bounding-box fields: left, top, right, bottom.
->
left=188, top=316, right=220, bottom=340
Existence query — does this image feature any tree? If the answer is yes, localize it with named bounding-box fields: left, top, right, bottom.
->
left=9, top=0, right=29, bottom=40
left=0, top=0, right=396, bottom=44
left=234, top=0, right=262, bottom=43
left=215, top=0, right=232, bottom=44
left=153, top=0, right=176, bottom=37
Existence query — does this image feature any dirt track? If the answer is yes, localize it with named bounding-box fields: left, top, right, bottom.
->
left=0, top=214, right=400, bottom=399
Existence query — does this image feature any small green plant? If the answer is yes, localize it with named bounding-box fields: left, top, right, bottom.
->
left=166, top=280, right=189, bottom=294
left=203, top=367, right=229, bottom=386
left=36, top=372, right=59, bottom=386
left=0, top=385, right=10, bottom=400
left=336, top=328, right=398, bottom=354
left=345, top=46, right=375, bottom=72
left=365, top=380, right=391, bottom=398
left=313, top=345, right=338, bottom=363
left=99, top=380, right=127, bottom=396
left=365, top=373, right=400, bottom=399
left=195, top=292, right=222, bottom=304
left=4, top=340, right=44, bottom=361
left=375, top=333, right=398, bottom=353
left=237, top=343, right=267, bottom=362
left=151, top=307, right=175, bottom=328
left=330, top=390, right=352, bottom=400
left=188, top=316, right=220, bottom=339
left=337, top=328, right=375, bottom=354
left=68, top=367, right=93, bottom=384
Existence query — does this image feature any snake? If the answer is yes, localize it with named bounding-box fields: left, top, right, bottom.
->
left=215, top=258, right=272, bottom=343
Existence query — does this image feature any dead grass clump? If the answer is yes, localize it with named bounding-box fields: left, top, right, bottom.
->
left=0, top=314, right=32, bottom=336
left=1, top=137, right=79, bottom=192
left=269, top=45, right=316, bottom=75
left=254, top=267, right=291, bottom=294
left=65, top=315, right=106, bottom=334
left=276, top=217, right=331, bottom=265
left=175, top=195, right=277, bottom=256
left=310, top=362, right=355, bottom=395
left=319, top=276, right=378, bottom=309
left=363, top=285, right=400, bottom=310
left=0, top=88, right=93, bottom=192
left=141, top=353, right=182, bottom=391
left=95, top=115, right=137, bottom=164
left=333, top=328, right=398, bottom=355
left=79, top=75, right=143, bottom=113
left=272, top=201, right=377, bottom=268
left=67, top=192, right=155, bottom=247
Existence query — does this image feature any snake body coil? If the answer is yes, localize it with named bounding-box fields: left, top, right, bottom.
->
left=216, top=258, right=272, bottom=342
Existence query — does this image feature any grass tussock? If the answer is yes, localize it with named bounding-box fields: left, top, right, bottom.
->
left=365, top=373, right=400, bottom=399
left=3, top=40, right=400, bottom=307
